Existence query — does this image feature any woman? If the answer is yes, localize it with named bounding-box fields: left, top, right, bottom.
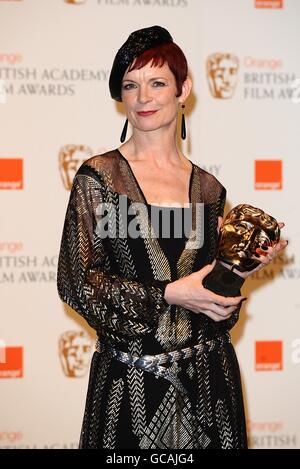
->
left=57, top=26, right=287, bottom=449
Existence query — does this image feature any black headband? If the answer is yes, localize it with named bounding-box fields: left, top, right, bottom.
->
left=109, top=25, right=173, bottom=102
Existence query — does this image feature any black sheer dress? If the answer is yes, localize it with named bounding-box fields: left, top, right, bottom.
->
left=57, top=149, right=247, bottom=449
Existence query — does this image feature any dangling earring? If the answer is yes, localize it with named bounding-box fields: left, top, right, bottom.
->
left=120, top=118, right=128, bottom=143
left=181, top=104, right=186, bottom=140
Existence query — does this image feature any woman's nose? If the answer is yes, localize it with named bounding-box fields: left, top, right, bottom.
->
left=138, top=85, right=152, bottom=103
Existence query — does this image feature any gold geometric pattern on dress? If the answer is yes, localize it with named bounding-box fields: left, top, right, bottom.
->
left=196, top=329, right=213, bottom=430
left=79, top=351, right=111, bottom=449
left=172, top=167, right=203, bottom=348
left=57, top=171, right=170, bottom=343
left=169, top=361, right=181, bottom=376
left=127, top=340, right=147, bottom=438
left=130, top=200, right=171, bottom=283
left=186, top=363, right=195, bottom=380
left=154, top=306, right=191, bottom=350
left=218, top=344, right=240, bottom=447
left=103, top=378, right=124, bottom=449
left=139, top=385, right=206, bottom=449
left=215, top=399, right=234, bottom=449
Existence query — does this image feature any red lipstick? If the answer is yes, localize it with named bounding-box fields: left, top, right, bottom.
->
left=137, top=110, right=158, bottom=117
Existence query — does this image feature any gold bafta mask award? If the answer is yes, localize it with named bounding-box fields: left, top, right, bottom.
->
left=203, top=204, right=281, bottom=296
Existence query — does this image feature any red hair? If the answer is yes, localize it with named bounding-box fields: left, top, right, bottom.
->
left=128, top=42, right=188, bottom=97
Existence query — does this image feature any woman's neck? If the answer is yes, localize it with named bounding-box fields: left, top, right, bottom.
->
left=119, top=128, right=186, bottom=168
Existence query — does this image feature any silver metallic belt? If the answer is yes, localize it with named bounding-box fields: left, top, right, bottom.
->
left=95, top=332, right=231, bottom=395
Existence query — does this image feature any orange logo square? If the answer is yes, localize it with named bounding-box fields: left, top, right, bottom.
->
left=255, top=341, right=283, bottom=371
left=255, top=160, right=282, bottom=190
left=0, top=347, right=23, bottom=378
left=0, top=158, right=23, bottom=189
left=255, top=0, right=283, bottom=8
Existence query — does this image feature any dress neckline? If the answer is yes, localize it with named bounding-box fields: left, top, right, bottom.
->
left=115, top=147, right=201, bottom=280
left=116, top=148, right=194, bottom=207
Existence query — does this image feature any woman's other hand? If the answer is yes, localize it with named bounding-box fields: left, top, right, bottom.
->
left=226, top=222, right=288, bottom=279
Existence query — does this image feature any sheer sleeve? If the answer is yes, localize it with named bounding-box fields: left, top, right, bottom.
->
left=57, top=171, right=170, bottom=338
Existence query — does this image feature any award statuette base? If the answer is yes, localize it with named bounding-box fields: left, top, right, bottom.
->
left=202, top=262, right=245, bottom=297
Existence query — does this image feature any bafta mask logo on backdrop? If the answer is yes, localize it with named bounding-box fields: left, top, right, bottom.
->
left=0, top=345, right=23, bottom=379
left=59, top=145, right=92, bottom=190
left=255, top=341, right=283, bottom=371
left=59, top=331, right=92, bottom=378
left=255, top=0, right=283, bottom=8
left=0, top=158, right=23, bottom=190
left=207, top=53, right=239, bottom=99
left=255, top=160, right=282, bottom=190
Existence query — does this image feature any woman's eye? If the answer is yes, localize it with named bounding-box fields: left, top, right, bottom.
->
left=122, top=83, right=136, bottom=90
left=153, top=81, right=165, bottom=87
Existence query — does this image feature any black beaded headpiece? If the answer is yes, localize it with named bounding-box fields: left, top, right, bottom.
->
left=109, top=25, right=173, bottom=102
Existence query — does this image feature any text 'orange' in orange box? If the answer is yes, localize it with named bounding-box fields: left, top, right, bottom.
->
left=0, top=347, right=23, bottom=378
left=255, top=0, right=283, bottom=8
left=255, top=341, right=283, bottom=371
left=0, top=158, right=23, bottom=190
left=255, top=160, right=282, bottom=190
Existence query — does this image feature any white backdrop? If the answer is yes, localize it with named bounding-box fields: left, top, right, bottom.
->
left=0, top=0, right=299, bottom=449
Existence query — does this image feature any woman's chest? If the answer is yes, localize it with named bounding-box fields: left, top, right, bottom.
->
left=128, top=164, right=192, bottom=206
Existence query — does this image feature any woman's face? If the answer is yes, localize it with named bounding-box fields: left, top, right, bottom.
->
left=121, top=61, right=182, bottom=134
